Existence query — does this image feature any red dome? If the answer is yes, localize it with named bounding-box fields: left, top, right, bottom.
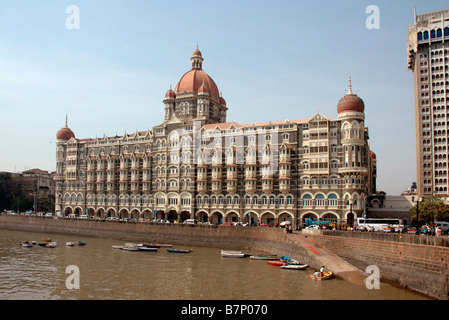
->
left=192, top=48, right=202, bottom=57
left=198, top=81, right=209, bottom=94
left=57, top=127, right=75, bottom=141
left=165, top=88, right=176, bottom=99
left=337, top=93, right=365, bottom=114
left=175, top=69, right=219, bottom=99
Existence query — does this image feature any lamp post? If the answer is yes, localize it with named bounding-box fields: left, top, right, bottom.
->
left=411, top=196, right=421, bottom=235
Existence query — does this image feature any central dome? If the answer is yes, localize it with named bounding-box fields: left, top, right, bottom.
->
left=174, top=48, right=220, bottom=100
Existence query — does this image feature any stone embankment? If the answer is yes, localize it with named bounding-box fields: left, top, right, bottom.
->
left=1, top=215, right=447, bottom=299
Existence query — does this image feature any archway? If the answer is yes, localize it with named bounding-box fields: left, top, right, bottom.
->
left=196, top=211, right=209, bottom=223
left=64, top=207, right=73, bottom=217
left=211, top=211, right=223, bottom=225
left=225, top=211, right=239, bottom=223
left=261, top=212, right=275, bottom=226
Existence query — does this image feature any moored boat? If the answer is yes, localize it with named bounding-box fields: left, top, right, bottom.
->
left=123, top=245, right=139, bottom=251
left=137, top=247, right=158, bottom=252
left=66, top=242, right=76, bottom=246
left=112, top=245, right=124, bottom=250
left=221, top=250, right=245, bottom=258
left=167, top=248, right=192, bottom=253
left=281, top=264, right=309, bottom=270
left=20, top=241, right=36, bottom=247
left=280, top=256, right=301, bottom=265
left=77, top=241, right=87, bottom=246
left=145, top=243, right=172, bottom=248
left=249, top=254, right=279, bottom=260
left=42, top=238, right=52, bottom=243
left=46, top=242, right=57, bottom=248
left=267, top=260, right=284, bottom=266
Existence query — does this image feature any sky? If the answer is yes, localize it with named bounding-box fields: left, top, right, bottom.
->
left=0, top=0, right=447, bottom=195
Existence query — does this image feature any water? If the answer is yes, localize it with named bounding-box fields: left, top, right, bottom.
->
left=0, top=230, right=427, bottom=300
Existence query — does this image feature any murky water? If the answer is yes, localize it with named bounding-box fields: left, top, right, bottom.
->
left=0, top=230, right=427, bottom=300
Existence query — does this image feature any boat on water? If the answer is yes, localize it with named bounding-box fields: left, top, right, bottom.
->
left=267, top=260, right=284, bottom=266
left=46, top=242, right=57, bottom=248
left=249, top=254, right=279, bottom=260
left=221, top=250, right=245, bottom=258
left=137, top=247, right=158, bottom=252
left=145, top=243, right=172, bottom=248
left=123, top=245, right=139, bottom=251
left=77, top=241, right=87, bottom=246
left=281, top=264, right=309, bottom=270
left=20, top=241, right=36, bottom=247
left=307, top=271, right=333, bottom=280
left=42, top=238, right=52, bottom=243
left=66, top=242, right=76, bottom=246
left=280, top=256, right=301, bottom=265
left=167, top=248, right=192, bottom=253
left=112, top=245, right=124, bottom=250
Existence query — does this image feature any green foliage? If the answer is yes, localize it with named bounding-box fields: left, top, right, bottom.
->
left=409, top=196, right=449, bottom=225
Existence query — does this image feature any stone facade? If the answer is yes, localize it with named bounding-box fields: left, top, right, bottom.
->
left=55, top=48, right=377, bottom=227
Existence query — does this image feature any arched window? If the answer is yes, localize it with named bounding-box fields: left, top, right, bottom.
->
left=315, top=194, right=325, bottom=206
left=328, top=193, right=338, bottom=206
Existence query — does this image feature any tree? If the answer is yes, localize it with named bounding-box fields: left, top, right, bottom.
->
left=409, top=196, right=449, bottom=226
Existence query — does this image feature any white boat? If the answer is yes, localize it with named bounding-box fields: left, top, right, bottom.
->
left=66, top=242, right=76, bottom=246
left=221, top=250, right=245, bottom=258
left=20, top=241, right=36, bottom=247
left=46, top=242, right=57, bottom=248
left=112, top=245, right=124, bottom=250
left=281, top=264, right=309, bottom=270
left=123, top=245, right=139, bottom=251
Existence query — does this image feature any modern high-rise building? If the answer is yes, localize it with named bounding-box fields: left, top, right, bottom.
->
left=55, top=48, right=377, bottom=227
left=407, top=8, right=449, bottom=198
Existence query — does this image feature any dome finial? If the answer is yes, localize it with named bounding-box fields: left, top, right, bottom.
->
left=65, top=114, right=68, bottom=128
left=347, top=74, right=353, bottom=95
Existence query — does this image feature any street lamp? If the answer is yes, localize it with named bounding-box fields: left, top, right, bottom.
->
left=411, top=196, right=421, bottom=235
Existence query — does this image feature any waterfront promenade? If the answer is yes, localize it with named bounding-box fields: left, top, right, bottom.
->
left=0, top=214, right=447, bottom=299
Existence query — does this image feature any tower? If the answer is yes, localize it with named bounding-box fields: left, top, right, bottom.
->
left=407, top=8, right=449, bottom=197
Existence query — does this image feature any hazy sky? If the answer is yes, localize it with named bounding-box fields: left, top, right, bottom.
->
left=0, top=0, right=447, bottom=195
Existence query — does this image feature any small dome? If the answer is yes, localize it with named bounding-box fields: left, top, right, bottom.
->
left=219, top=96, right=226, bottom=106
left=192, top=48, right=202, bottom=57
left=337, top=76, right=365, bottom=114
left=165, top=88, right=176, bottom=99
left=57, top=127, right=75, bottom=141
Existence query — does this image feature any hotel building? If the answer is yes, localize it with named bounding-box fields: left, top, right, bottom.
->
left=55, top=48, right=377, bottom=227
left=407, top=8, right=449, bottom=198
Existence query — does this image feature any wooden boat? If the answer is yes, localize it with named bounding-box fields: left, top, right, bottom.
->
left=167, top=248, right=192, bottom=253
left=123, top=245, right=139, bottom=251
left=66, top=242, right=76, bottom=246
left=46, top=242, right=57, bottom=248
left=267, top=260, right=284, bottom=266
left=307, top=271, right=333, bottom=280
left=145, top=243, right=172, bottom=248
left=77, top=241, right=86, bottom=246
left=20, top=241, right=35, bottom=247
left=280, top=256, right=301, bottom=265
left=221, top=250, right=245, bottom=258
left=42, top=238, right=52, bottom=243
left=249, top=254, right=279, bottom=260
left=281, top=264, right=309, bottom=270
left=137, top=246, right=158, bottom=252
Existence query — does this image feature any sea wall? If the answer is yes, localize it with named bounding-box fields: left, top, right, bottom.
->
left=1, top=215, right=448, bottom=299
left=305, top=230, right=449, bottom=300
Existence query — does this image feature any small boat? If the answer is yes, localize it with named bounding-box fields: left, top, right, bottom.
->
left=123, top=245, right=139, bottom=251
left=281, top=264, right=309, bottom=270
left=137, top=247, right=158, bottom=252
left=221, top=250, right=245, bottom=258
left=280, top=256, right=301, bottom=265
left=20, top=241, right=35, bottom=247
left=267, top=260, right=284, bottom=266
left=66, top=242, right=76, bottom=246
left=167, top=248, right=192, bottom=253
left=46, top=242, right=57, bottom=248
left=77, top=241, right=87, bottom=246
left=307, top=271, right=333, bottom=280
left=250, top=254, right=279, bottom=260
left=112, top=245, right=124, bottom=250
left=37, top=242, right=48, bottom=247
left=42, top=238, right=52, bottom=243
left=145, top=243, right=172, bottom=248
